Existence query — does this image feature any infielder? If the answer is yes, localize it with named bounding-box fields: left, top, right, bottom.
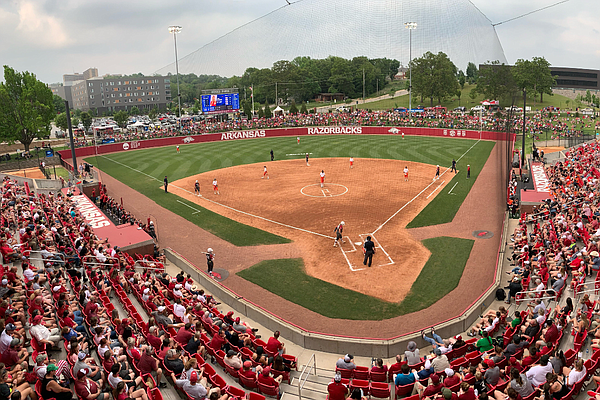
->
left=206, top=248, right=215, bottom=276
left=320, top=170, right=325, bottom=188
left=451, top=159, right=457, bottom=174
left=194, top=180, right=200, bottom=196
left=306, top=153, right=310, bottom=166
left=212, top=178, right=220, bottom=195
left=349, top=157, right=354, bottom=169
left=164, top=176, right=168, bottom=193
left=403, top=166, right=409, bottom=181
left=333, top=221, right=345, bottom=247
left=434, top=165, right=440, bottom=181
left=262, top=166, right=269, bottom=179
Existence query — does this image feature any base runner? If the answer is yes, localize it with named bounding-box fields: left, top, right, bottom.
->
left=194, top=180, right=200, bottom=196
left=212, top=178, right=220, bottom=195
left=333, top=221, right=345, bottom=247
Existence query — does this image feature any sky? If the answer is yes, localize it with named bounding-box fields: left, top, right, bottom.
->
left=0, top=0, right=597, bottom=84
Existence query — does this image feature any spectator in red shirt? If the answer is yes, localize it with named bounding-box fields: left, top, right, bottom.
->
left=239, top=360, right=258, bottom=380
left=175, top=323, right=194, bottom=346
left=208, top=329, right=227, bottom=352
left=443, top=368, right=461, bottom=388
left=265, top=331, right=285, bottom=355
left=327, top=372, right=348, bottom=400
left=457, top=382, right=476, bottom=400
left=371, top=358, right=388, bottom=374
left=146, top=326, right=162, bottom=349
left=137, top=345, right=167, bottom=388
left=257, top=367, right=282, bottom=387
left=537, top=319, right=559, bottom=349
left=419, top=374, right=443, bottom=398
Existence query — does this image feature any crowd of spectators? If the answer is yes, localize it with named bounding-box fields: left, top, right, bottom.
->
left=71, top=110, right=599, bottom=148
left=0, top=175, right=299, bottom=400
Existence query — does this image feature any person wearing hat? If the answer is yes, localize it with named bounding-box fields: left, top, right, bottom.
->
left=224, top=349, right=242, bottom=370
left=482, top=358, right=499, bottom=386
left=0, top=323, right=20, bottom=355
left=0, top=337, right=28, bottom=370
left=506, top=277, right=522, bottom=304
left=154, top=305, right=184, bottom=330
left=258, top=366, right=283, bottom=388
left=75, top=367, right=108, bottom=400
left=590, top=251, right=600, bottom=272
left=328, top=372, right=348, bottom=400
left=335, top=354, right=356, bottom=371
left=430, top=347, right=450, bottom=373
left=172, top=369, right=217, bottom=400
left=443, top=368, right=461, bottom=388
left=550, top=273, right=565, bottom=294
left=206, top=248, right=215, bottom=276
left=74, top=351, right=103, bottom=382
left=42, top=364, right=73, bottom=400
left=440, top=387, right=457, bottom=400
left=404, top=341, right=421, bottom=365
left=173, top=284, right=184, bottom=299
left=240, top=360, right=260, bottom=380
left=30, top=314, right=61, bottom=348
left=417, top=373, right=443, bottom=397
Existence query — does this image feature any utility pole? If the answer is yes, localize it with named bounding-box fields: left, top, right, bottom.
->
left=522, top=88, right=527, bottom=167
left=251, top=85, right=255, bottom=117
left=405, top=22, right=417, bottom=112
left=275, top=82, right=278, bottom=106
left=362, top=68, right=365, bottom=103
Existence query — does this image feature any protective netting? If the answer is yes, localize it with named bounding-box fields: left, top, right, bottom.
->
left=156, top=0, right=506, bottom=77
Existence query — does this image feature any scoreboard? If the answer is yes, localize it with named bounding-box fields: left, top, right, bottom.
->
left=201, top=93, right=240, bottom=114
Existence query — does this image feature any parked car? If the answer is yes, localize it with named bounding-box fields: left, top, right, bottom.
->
left=453, top=106, right=466, bottom=112
left=470, top=105, right=485, bottom=112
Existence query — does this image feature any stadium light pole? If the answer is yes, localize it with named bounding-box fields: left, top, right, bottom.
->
left=405, top=22, right=417, bottom=112
left=168, top=25, right=182, bottom=131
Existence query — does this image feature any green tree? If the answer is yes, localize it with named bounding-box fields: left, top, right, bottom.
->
left=458, top=70, right=466, bottom=89
left=54, top=112, right=68, bottom=132
left=113, top=110, right=129, bottom=128
left=513, top=57, right=555, bottom=104
left=80, top=111, right=92, bottom=133
left=466, top=62, right=479, bottom=83
left=456, top=90, right=462, bottom=106
left=0, top=66, right=54, bottom=151
left=410, top=51, right=458, bottom=106
left=473, top=61, right=516, bottom=103
left=149, top=107, right=159, bottom=120
left=53, top=94, right=66, bottom=114
left=289, top=101, right=299, bottom=114
left=264, top=102, right=272, bottom=118
left=300, top=102, right=308, bottom=114
left=130, top=106, right=140, bottom=116
left=242, top=100, right=252, bottom=118
left=71, top=117, right=80, bottom=129
left=257, top=106, right=264, bottom=119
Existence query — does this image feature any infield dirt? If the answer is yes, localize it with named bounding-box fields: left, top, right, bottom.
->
left=170, top=157, right=452, bottom=302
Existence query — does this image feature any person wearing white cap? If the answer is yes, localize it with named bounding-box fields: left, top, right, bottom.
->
left=551, top=273, right=565, bottom=293
left=206, top=248, right=215, bottom=276
left=173, top=284, right=183, bottom=299
left=142, top=288, right=151, bottom=303
left=443, top=367, right=460, bottom=388
left=333, top=221, right=345, bottom=248
left=335, top=354, right=356, bottom=371
left=328, top=372, right=348, bottom=400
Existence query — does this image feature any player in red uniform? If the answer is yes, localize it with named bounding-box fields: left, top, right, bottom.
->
left=297, top=136, right=300, bottom=145
left=349, top=157, right=354, bottom=169
left=212, top=179, right=220, bottom=195
left=403, top=166, right=409, bottom=181
left=320, top=170, right=325, bottom=188
left=262, top=166, right=269, bottom=179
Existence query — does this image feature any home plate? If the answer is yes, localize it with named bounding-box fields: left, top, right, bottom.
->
left=354, top=241, right=362, bottom=245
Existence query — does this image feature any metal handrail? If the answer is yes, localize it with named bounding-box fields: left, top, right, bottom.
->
left=297, top=353, right=317, bottom=400
left=28, top=251, right=66, bottom=264
left=82, top=254, right=119, bottom=268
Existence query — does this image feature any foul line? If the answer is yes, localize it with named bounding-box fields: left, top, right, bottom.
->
left=448, top=182, right=458, bottom=195
left=372, top=139, right=480, bottom=235
left=99, top=154, right=335, bottom=240
left=286, top=152, right=313, bottom=156
left=177, top=200, right=202, bottom=214
left=426, top=180, right=445, bottom=199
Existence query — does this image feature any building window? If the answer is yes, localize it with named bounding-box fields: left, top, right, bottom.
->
left=90, top=89, right=94, bottom=93
left=91, top=101, right=95, bottom=105
left=90, top=95, right=94, bottom=99
left=164, top=78, right=170, bottom=83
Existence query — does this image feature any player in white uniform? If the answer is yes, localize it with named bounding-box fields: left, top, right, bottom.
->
left=262, top=166, right=269, bottom=179
left=320, top=170, right=325, bottom=188
left=403, top=166, right=409, bottom=181
left=176, top=145, right=180, bottom=154
left=212, top=179, right=220, bottom=195
left=349, top=157, right=354, bottom=169
left=333, top=221, right=345, bottom=247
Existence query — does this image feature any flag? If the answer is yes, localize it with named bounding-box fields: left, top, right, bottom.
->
left=249, top=86, right=253, bottom=97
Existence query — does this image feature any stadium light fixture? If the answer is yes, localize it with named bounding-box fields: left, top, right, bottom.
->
left=405, top=22, right=417, bottom=113
left=168, top=25, right=182, bottom=130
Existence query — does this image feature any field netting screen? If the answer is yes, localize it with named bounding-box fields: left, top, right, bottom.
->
left=156, top=0, right=507, bottom=77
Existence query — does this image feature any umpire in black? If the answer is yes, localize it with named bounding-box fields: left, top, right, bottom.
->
left=363, top=236, right=375, bottom=267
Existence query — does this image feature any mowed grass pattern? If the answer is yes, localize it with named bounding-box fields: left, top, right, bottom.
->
left=237, top=236, right=474, bottom=320
left=87, top=135, right=493, bottom=245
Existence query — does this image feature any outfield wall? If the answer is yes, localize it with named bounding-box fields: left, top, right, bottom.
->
left=58, top=126, right=514, bottom=163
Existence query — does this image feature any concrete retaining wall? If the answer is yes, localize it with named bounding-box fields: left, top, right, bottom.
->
left=164, top=213, right=508, bottom=357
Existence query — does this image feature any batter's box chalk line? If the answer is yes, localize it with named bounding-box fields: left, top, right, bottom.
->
left=342, top=233, right=395, bottom=272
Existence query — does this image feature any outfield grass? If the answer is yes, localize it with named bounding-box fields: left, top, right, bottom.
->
left=87, top=135, right=491, bottom=245
left=407, top=140, right=495, bottom=228
left=237, top=236, right=474, bottom=320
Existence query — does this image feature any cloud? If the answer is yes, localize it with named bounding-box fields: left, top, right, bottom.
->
left=16, top=0, right=70, bottom=48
